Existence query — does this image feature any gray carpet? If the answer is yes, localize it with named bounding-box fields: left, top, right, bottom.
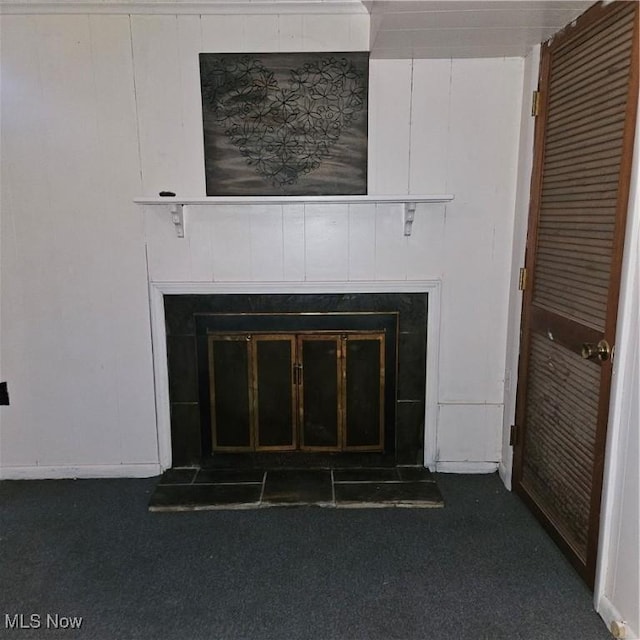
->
left=0, top=473, right=609, bottom=639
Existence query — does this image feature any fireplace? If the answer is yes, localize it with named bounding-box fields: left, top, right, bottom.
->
left=163, top=292, right=429, bottom=469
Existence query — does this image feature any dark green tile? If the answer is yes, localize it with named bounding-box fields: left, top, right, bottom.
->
left=194, top=468, right=265, bottom=484
left=395, top=294, right=428, bottom=334
left=333, top=468, right=400, bottom=483
left=395, top=401, right=425, bottom=465
left=149, top=483, right=261, bottom=510
left=262, top=470, right=333, bottom=505
left=159, top=468, right=197, bottom=485
left=397, top=332, right=427, bottom=401
left=334, top=481, right=443, bottom=507
left=167, top=335, right=199, bottom=402
left=164, top=296, right=197, bottom=335
left=170, top=403, right=202, bottom=467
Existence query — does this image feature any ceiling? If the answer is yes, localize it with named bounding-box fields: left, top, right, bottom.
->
left=0, top=0, right=596, bottom=58
left=367, top=1, right=595, bottom=58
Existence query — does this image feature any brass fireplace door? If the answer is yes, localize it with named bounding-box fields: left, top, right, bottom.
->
left=207, top=332, right=385, bottom=453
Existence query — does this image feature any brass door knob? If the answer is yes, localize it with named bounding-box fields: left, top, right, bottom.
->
left=581, top=340, right=611, bottom=361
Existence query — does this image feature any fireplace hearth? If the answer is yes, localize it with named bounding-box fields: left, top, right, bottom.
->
left=165, top=293, right=428, bottom=468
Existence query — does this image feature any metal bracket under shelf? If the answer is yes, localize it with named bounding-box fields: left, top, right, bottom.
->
left=170, top=204, right=184, bottom=238
left=404, top=202, right=417, bottom=237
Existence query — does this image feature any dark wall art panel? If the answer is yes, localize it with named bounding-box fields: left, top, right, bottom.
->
left=199, top=52, right=369, bottom=196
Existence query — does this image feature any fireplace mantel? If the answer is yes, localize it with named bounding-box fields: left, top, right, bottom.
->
left=135, top=194, right=454, bottom=238
left=148, top=280, right=441, bottom=471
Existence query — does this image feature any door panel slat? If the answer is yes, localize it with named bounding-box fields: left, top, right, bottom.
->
left=523, top=417, right=594, bottom=489
left=550, top=31, right=634, bottom=90
left=546, top=67, right=629, bottom=112
left=545, top=120, right=626, bottom=154
left=547, top=85, right=629, bottom=128
left=540, top=201, right=618, bottom=212
left=551, top=4, right=635, bottom=73
left=547, top=102, right=628, bottom=138
left=542, top=181, right=621, bottom=196
left=545, top=153, right=622, bottom=173
left=547, top=103, right=627, bottom=136
left=537, top=235, right=615, bottom=252
left=536, top=214, right=610, bottom=226
left=542, top=190, right=620, bottom=203
left=544, top=142, right=624, bottom=167
left=534, top=281, right=610, bottom=309
left=526, top=361, right=602, bottom=420
left=536, top=270, right=607, bottom=302
left=533, top=291, right=608, bottom=315
left=537, top=246, right=613, bottom=265
left=551, top=8, right=634, bottom=74
left=542, top=168, right=621, bottom=185
left=536, top=263, right=611, bottom=288
left=540, top=222, right=616, bottom=234
left=523, top=334, right=601, bottom=558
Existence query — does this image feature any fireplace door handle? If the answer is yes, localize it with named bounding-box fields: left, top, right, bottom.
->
left=293, top=363, right=303, bottom=385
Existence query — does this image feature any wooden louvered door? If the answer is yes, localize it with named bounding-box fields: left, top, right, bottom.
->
left=514, top=1, right=638, bottom=587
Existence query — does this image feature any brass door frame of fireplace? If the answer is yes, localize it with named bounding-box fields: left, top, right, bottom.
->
left=207, top=330, right=385, bottom=454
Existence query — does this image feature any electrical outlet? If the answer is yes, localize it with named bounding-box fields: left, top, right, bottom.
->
left=0, top=382, right=9, bottom=405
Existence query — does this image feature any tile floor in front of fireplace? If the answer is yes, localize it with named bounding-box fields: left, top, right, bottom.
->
left=149, top=467, right=443, bottom=511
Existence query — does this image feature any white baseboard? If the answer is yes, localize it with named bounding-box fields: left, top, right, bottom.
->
left=498, top=462, right=512, bottom=490
left=597, top=594, right=639, bottom=640
left=435, top=461, right=499, bottom=474
left=0, top=463, right=161, bottom=480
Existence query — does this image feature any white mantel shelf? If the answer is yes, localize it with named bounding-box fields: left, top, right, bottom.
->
left=135, top=194, right=454, bottom=237
left=134, top=195, right=454, bottom=206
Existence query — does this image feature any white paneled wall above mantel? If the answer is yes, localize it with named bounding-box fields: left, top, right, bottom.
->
left=1, top=9, right=523, bottom=478
left=142, top=201, right=455, bottom=283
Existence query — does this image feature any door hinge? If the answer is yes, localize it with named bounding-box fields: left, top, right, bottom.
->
left=518, top=267, right=527, bottom=291
left=531, top=90, right=540, bottom=117
left=510, top=424, right=519, bottom=446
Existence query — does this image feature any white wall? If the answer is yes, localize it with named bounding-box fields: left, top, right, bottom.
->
left=0, top=14, right=159, bottom=478
left=0, top=9, right=524, bottom=477
left=499, top=44, right=540, bottom=489
left=595, top=98, right=640, bottom=640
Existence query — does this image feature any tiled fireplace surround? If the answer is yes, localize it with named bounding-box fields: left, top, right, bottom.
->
left=160, top=289, right=434, bottom=470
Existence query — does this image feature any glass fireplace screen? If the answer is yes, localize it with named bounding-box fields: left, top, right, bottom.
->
left=208, top=331, right=385, bottom=453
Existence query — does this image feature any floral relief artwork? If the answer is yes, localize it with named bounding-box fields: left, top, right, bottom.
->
left=199, top=52, right=369, bottom=196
